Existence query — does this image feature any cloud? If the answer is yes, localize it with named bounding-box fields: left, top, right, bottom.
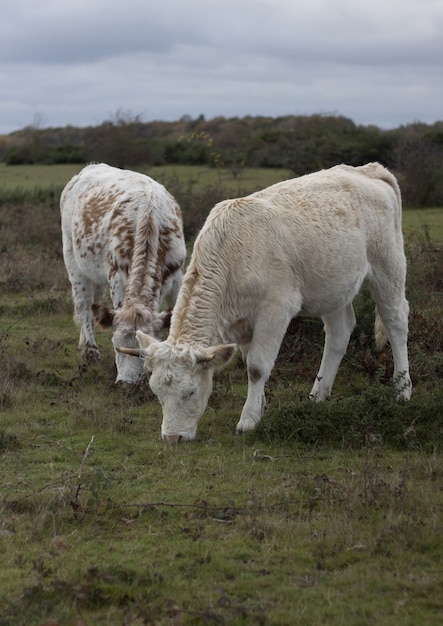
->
left=0, top=0, right=442, bottom=134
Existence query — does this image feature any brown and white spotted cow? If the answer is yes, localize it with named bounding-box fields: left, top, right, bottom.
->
left=119, top=163, right=412, bottom=441
left=60, top=163, right=186, bottom=383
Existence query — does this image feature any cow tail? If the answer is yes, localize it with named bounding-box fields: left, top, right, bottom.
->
left=374, top=306, right=388, bottom=351
left=124, top=191, right=159, bottom=307
left=138, top=190, right=161, bottom=306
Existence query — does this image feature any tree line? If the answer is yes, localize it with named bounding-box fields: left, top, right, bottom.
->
left=2, top=112, right=443, bottom=207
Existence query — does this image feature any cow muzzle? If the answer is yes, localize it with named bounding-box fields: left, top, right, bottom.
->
left=162, top=429, right=196, bottom=443
left=163, top=434, right=183, bottom=444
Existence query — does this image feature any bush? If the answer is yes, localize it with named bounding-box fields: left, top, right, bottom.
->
left=42, top=145, right=87, bottom=164
left=153, top=172, right=227, bottom=239
left=4, top=145, right=35, bottom=165
left=396, top=125, right=443, bottom=207
left=258, top=381, right=443, bottom=450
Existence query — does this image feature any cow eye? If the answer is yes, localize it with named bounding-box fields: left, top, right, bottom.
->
left=185, top=390, right=195, bottom=399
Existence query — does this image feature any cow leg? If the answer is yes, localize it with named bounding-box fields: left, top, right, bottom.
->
left=71, top=278, right=100, bottom=363
left=236, top=312, right=292, bottom=433
left=309, top=304, right=356, bottom=401
left=370, top=288, right=412, bottom=400
left=108, top=269, right=126, bottom=309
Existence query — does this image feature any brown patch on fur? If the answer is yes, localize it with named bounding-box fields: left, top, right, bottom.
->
left=80, top=193, right=119, bottom=238
left=162, top=260, right=183, bottom=285
left=248, top=366, right=262, bottom=383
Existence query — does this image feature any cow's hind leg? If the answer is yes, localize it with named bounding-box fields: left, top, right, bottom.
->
left=369, top=285, right=411, bottom=400
left=309, top=304, right=356, bottom=401
left=236, top=310, right=293, bottom=434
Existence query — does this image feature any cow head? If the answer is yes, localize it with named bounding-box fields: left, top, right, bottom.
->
left=124, top=330, right=237, bottom=441
left=92, top=304, right=172, bottom=384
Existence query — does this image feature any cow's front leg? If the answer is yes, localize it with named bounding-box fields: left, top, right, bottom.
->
left=78, top=328, right=100, bottom=363
left=71, top=279, right=100, bottom=363
left=236, top=311, right=291, bottom=433
left=77, top=315, right=100, bottom=363
left=236, top=371, right=267, bottom=433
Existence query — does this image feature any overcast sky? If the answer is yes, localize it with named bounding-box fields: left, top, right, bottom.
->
left=1, top=0, right=442, bottom=135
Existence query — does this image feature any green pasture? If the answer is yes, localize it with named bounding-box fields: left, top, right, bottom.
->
left=0, top=162, right=292, bottom=196
left=1, top=286, right=442, bottom=625
left=0, top=167, right=442, bottom=625
left=402, top=207, right=443, bottom=243
left=1, top=162, right=442, bottom=241
left=0, top=163, right=82, bottom=190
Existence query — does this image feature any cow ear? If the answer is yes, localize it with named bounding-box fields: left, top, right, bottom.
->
left=92, top=303, right=115, bottom=328
left=136, top=330, right=159, bottom=350
left=196, top=343, right=237, bottom=368
left=154, top=308, right=172, bottom=332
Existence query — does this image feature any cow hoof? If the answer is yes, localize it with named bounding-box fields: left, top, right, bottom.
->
left=236, top=418, right=258, bottom=434
left=82, top=348, right=100, bottom=364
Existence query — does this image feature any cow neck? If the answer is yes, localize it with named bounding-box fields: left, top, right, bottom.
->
left=168, top=266, right=225, bottom=349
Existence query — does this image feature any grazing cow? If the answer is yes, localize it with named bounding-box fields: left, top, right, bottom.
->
left=60, top=163, right=186, bottom=383
left=118, top=163, right=412, bottom=440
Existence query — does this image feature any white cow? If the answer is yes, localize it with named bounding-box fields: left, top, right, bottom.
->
left=119, top=163, right=412, bottom=440
left=60, top=163, right=186, bottom=383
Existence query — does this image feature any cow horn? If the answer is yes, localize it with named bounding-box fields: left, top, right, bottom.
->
left=115, top=346, right=143, bottom=357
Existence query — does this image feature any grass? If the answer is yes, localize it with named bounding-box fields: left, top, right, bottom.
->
left=0, top=163, right=84, bottom=190
left=1, top=382, right=442, bottom=625
left=146, top=164, right=293, bottom=195
left=0, top=162, right=292, bottom=197
left=0, top=168, right=442, bottom=624
left=402, top=207, right=443, bottom=243
left=1, top=355, right=442, bottom=625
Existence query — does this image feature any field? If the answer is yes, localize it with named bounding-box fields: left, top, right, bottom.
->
left=0, top=165, right=442, bottom=625
left=1, top=162, right=442, bottom=240
left=0, top=163, right=293, bottom=196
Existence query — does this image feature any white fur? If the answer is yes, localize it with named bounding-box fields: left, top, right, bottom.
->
left=137, top=163, right=412, bottom=440
left=60, top=163, right=186, bottom=383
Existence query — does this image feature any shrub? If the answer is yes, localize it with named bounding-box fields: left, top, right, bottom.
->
left=258, top=381, right=443, bottom=450
left=4, top=145, right=35, bottom=165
